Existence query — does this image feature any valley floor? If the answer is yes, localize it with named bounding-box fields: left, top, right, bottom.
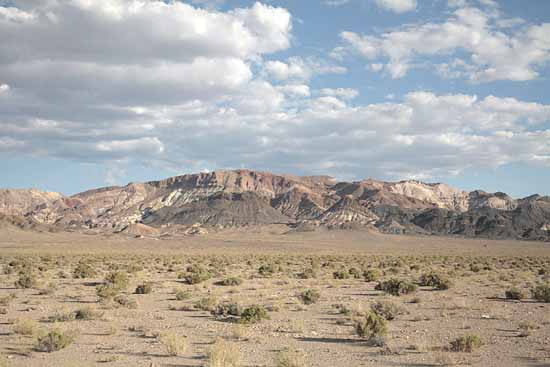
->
left=0, top=228, right=549, bottom=367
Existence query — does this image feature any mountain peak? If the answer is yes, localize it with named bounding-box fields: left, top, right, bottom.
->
left=0, top=170, right=547, bottom=241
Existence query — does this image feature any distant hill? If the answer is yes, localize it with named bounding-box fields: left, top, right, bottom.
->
left=1, top=169, right=549, bottom=241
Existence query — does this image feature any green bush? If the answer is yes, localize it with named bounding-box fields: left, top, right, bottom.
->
left=217, top=277, right=243, bottom=286
left=333, top=270, right=350, bottom=280
left=195, top=296, right=217, bottom=311
left=532, top=284, right=550, bottom=302
left=418, top=272, right=453, bottom=290
left=504, top=288, right=524, bottom=300
left=274, top=347, right=308, bottom=367
left=15, top=273, right=37, bottom=289
left=160, top=332, right=188, bottom=356
left=348, top=268, right=362, bottom=279
left=449, top=335, right=483, bottom=352
left=299, top=289, right=321, bottom=305
left=114, top=295, right=137, bottom=309
left=135, top=282, right=153, bottom=294
left=35, top=329, right=75, bottom=352
left=297, top=268, right=317, bottom=279
left=240, top=305, right=270, bottom=324
left=183, top=269, right=211, bottom=285
left=375, top=278, right=417, bottom=296
left=174, top=289, right=191, bottom=300
left=75, top=306, right=103, bottom=320
left=370, top=300, right=405, bottom=321
left=73, top=262, right=97, bottom=279
left=105, top=271, right=129, bottom=290
left=363, top=269, right=381, bottom=282
left=354, top=311, right=388, bottom=340
left=211, top=302, right=241, bottom=319
left=258, top=264, right=276, bottom=277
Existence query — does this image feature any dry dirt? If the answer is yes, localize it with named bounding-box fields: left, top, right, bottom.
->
left=0, top=227, right=549, bottom=367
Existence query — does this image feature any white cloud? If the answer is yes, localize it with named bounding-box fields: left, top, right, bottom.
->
left=278, top=84, right=311, bottom=97
left=264, top=58, right=309, bottom=81
left=264, top=56, right=346, bottom=81
left=374, top=0, right=417, bottom=13
left=1, top=0, right=549, bottom=184
left=96, top=137, right=164, bottom=155
left=0, top=84, right=9, bottom=93
left=337, top=5, right=550, bottom=82
left=319, top=88, right=359, bottom=100
left=323, top=0, right=350, bottom=6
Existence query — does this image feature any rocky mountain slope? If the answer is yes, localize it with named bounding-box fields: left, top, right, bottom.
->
left=0, top=169, right=548, bottom=241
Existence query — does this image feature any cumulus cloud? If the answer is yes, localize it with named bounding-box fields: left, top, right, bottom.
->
left=319, top=88, right=359, bottom=100
left=277, top=84, right=311, bottom=97
left=263, top=56, right=346, bottom=81
left=0, top=0, right=549, bottom=184
left=0, top=0, right=292, bottom=161
left=374, top=0, right=417, bottom=13
left=336, top=3, right=550, bottom=82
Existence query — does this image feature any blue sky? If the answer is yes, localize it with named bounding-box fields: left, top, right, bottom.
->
left=0, top=0, right=549, bottom=197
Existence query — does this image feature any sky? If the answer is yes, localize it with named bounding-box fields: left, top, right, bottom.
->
left=0, top=0, right=549, bottom=197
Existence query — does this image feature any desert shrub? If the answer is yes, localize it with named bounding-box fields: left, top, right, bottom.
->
left=104, top=271, right=129, bottom=290
left=47, top=309, right=75, bottom=322
left=418, top=272, right=453, bottom=290
left=96, top=284, right=120, bottom=300
left=275, top=347, right=307, bottom=367
left=505, top=288, right=525, bottom=301
left=208, top=338, right=241, bottom=367
left=217, top=277, right=243, bottom=286
left=195, top=296, right=218, bottom=311
left=518, top=321, right=537, bottom=337
left=75, top=306, right=103, bottom=320
left=73, top=262, right=97, bottom=278
left=0, top=293, right=16, bottom=306
left=532, top=284, right=550, bottom=302
left=35, top=328, right=75, bottom=352
left=135, top=282, right=153, bottom=294
left=160, top=332, right=188, bottom=356
left=370, top=300, right=405, bottom=321
left=183, top=268, right=212, bottom=284
left=240, top=305, right=270, bottom=324
left=469, top=263, right=482, bottom=273
left=96, top=271, right=129, bottom=299
left=38, top=282, right=57, bottom=295
left=348, top=267, right=362, bottom=279
left=363, top=269, right=381, bottom=282
left=449, top=335, right=483, bottom=352
left=375, top=279, right=417, bottom=296
left=298, top=289, right=320, bottom=305
left=333, top=270, right=350, bottom=280
left=114, top=295, right=137, bottom=309
left=15, top=272, right=37, bottom=289
left=174, top=289, right=192, bottom=300
left=258, top=263, right=275, bottom=277
left=354, top=311, right=388, bottom=341
left=297, top=268, right=317, bottom=279
left=334, top=303, right=352, bottom=316
left=211, top=302, right=242, bottom=319
left=13, top=318, right=40, bottom=336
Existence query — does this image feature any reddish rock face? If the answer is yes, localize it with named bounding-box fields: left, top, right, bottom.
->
left=0, top=169, right=547, bottom=241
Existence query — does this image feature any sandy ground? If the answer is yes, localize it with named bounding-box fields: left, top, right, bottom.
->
left=1, top=225, right=550, bottom=256
left=0, top=228, right=549, bottom=367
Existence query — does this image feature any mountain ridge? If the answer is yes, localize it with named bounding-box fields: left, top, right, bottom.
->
left=0, top=169, right=549, bottom=241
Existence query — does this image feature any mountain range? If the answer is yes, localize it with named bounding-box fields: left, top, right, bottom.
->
left=1, top=169, right=549, bottom=241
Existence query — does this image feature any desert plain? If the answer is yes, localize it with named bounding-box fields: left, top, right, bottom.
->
left=0, top=227, right=549, bottom=367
